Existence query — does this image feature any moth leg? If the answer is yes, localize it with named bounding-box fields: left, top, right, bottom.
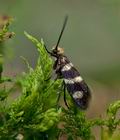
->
left=44, top=44, right=57, bottom=57
left=56, top=81, right=69, bottom=109
left=63, top=82, right=69, bottom=109
left=45, top=57, right=61, bottom=81
left=56, top=81, right=64, bottom=103
left=44, top=75, right=58, bottom=92
left=44, top=44, right=52, bottom=54
left=44, top=70, right=57, bottom=81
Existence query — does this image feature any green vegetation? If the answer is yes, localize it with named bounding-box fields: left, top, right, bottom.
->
left=0, top=16, right=120, bottom=140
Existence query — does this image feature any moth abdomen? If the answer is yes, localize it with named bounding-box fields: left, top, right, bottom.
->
left=60, top=60, right=91, bottom=109
left=64, top=78, right=91, bottom=109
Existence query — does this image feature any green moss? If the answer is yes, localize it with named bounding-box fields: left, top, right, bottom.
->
left=0, top=18, right=120, bottom=140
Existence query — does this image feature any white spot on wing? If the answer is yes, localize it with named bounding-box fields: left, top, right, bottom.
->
left=64, top=76, right=83, bottom=84
left=61, top=63, right=73, bottom=72
left=73, top=91, right=83, bottom=99
left=74, top=76, right=83, bottom=82
left=69, top=63, right=74, bottom=67
left=64, top=79, right=74, bottom=84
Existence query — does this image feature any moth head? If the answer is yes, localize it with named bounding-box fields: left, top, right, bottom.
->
left=52, top=46, right=64, bottom=55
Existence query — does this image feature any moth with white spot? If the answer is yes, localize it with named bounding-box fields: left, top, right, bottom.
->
left=44, top=16, right=91, bottom=109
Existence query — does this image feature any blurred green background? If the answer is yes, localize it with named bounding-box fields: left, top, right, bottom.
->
left=0, top=0, right=120, bottom=122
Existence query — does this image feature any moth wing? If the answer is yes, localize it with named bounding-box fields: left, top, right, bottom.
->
left=61, top=66, right=91, bottom=109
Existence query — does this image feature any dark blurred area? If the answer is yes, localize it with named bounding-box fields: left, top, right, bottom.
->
left=0, top=0, right=120, bottom=123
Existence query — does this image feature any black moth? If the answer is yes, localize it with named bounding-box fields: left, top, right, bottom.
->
left=44, top=16, right=91, bottom=109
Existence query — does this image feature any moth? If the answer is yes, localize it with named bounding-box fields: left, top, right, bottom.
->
left=44, top=16, right=91, bottom=109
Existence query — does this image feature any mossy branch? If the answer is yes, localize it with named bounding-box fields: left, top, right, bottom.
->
left=0, top=18, right=120, bottom=140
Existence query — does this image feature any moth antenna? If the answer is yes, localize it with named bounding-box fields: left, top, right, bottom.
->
left=55, top=15, right=68, bottom=50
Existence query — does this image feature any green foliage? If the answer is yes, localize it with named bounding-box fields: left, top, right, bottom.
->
left=61, top=109, right=93, bottom=140
left=0, top=15, right=15, bottom=80
left=0, top=16, right=120, bottom=140
left=0, top=31, right=62, bottom=139
left=106, top=101, right=120, bottom=136
left=0, top=15, right=14, bottom=42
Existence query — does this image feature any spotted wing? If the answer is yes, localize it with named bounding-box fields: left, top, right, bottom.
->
left=61, top=64, right=91, bottom=109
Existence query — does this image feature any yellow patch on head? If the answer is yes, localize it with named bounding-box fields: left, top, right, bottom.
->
left=52, top=46, right=64, bottom=54
left=57, top=47, right=64, bottom=54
